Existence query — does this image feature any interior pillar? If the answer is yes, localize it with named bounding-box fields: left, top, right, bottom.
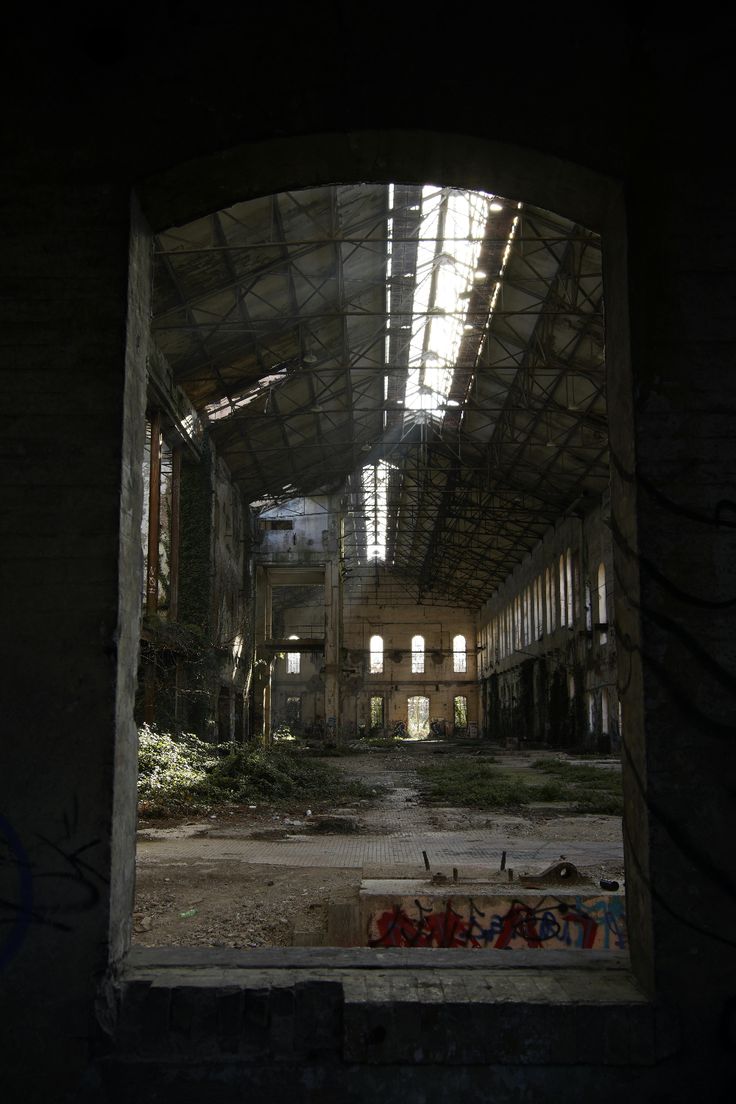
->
left=323, top=556, right=342, bottom=743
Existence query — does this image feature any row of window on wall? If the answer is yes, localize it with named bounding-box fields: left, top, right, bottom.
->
left=284, top=634, right=468, bottom=676
left=483, top=552, right=609, bottom=664
left=367, top=634, right=467, bottom=675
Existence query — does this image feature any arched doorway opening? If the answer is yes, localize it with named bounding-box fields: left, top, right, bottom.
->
left=118, top=126, right=648, bottom=984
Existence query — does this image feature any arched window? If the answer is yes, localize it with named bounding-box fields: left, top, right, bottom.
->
left=411, top=634, right=425, bottom=673
left=369, top=634, right=383, bottom=674
left=453, top=634, right=467, bottom=673
left=286, top=634, right=300, bottom=674
left=597, top=562, right=608, bottom=644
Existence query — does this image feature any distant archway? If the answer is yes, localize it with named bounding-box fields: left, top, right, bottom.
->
left=407, top=695, right=430, bottom=738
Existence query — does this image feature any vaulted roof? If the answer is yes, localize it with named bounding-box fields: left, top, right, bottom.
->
left=152, top=184, right=606, bottom=607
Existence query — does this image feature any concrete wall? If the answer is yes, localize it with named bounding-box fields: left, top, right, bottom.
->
left=258, top=497, right=478, bottom=739
left=1, top=9, right=735, bottom=1101
left=341, top=571, right=478, bottom=738
left=477, top=496, right=617, bottom=749
left=138, top=427, right=251, bottom=741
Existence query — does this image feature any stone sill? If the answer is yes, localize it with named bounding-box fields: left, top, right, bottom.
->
left=114, top=947, right=678, bottom=1067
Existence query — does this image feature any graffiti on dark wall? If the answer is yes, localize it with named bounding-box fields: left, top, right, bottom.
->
left=0, top=803, right=108, bottom=972
left=368, top=894, right=626, bottom=951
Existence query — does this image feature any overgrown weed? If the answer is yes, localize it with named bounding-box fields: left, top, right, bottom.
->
left=418, top=756, right=622, bottom=814
left=137, top=725, right=374, bottom=818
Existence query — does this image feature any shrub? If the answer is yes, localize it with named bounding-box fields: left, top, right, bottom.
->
left=137, top=725, right=373, bottom=818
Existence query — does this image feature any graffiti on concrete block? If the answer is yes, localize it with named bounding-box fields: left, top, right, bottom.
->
left=368, top=894, right=626, bottom=951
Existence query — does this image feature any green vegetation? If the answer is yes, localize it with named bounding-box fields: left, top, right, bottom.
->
left=361, top=736, right=408, bottom=749
left=530, top=758, right=623, bottom=814
left=137, top=724, right=374, bottom=818
left=417, top=756, right=622, bottom=814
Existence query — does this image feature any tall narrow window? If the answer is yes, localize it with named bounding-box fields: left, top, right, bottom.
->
left=559, top=554, right=567, bottom=627
left=601, top=688, right=609, bottom=734
left=551, top=568, right=558, bottom=632
left=287, top=634, right=300, bottom=674
left=453, top=696, right=468, bottom=730
left=571, top=550, right=581, bottom=623
left=597, top=562, right=608, bottom=644
left=453, top=634, right=467, bottom=673
left=369, top=634, right=383, bottom=674
left=369, top=696, right=384, bottom=729
left=566, top=548, right=574, bottom=625
left=411, top=634, right=425, bottom=673
left=585, top=580, right=593, bottom=631
left=545, top=568, right=552, bottom=633
left=540, top=575, right=545, bottom=635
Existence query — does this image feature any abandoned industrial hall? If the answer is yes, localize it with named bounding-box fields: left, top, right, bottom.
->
left=1, top=8, right=735, bottom=1103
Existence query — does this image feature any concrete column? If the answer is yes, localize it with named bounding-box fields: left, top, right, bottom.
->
left=253, top=566, right=272, bottom=742
left=0, top=186, right=150, bottom=1097
left=323, top=556, right=342, bottom=743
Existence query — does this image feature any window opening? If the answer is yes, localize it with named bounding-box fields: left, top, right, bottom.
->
left=262, top=518, right=294, bottom=530
left=597, top=562, right=608, bottom=644
left=537, top=576, right=544, bottom=637
left=571, top=550, right=581, bottom=623
left=559, top=554, right=567, bottom=627
left=566, top=548, right=574, bottom=625
left=411, top=634, right=425, bottom=673
left=452, top=633, right=467, bottom=672
left=286, top=635, right=300, bottom=674
left=453, top=695, right=468, bottom=731
left=369, top=696, right=384, bottom=730
left=369, top=634, right=384, bottom=674
left=286, top=696, right=301, bottom=723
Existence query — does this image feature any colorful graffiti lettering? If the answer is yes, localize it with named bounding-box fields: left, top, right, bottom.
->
left=368, top=895, right=627, bottom=951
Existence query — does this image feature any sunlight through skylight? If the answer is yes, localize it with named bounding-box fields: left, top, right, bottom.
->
left=362, top=459, right=391, bottom=561
left=402, top=187, right=493, bottom=414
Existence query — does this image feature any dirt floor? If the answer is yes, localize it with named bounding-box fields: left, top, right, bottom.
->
left=133, top=744, right=624, bottom=949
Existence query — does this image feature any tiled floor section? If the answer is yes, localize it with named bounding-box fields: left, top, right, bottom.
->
left=136, top=830, right=622, bottom=870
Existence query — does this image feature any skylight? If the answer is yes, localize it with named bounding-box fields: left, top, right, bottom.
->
left=401, top=186, right=493, bottom=415
left=204, top=369, right=288, bottom=422
left=362, top=459, right=391, bottom=561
